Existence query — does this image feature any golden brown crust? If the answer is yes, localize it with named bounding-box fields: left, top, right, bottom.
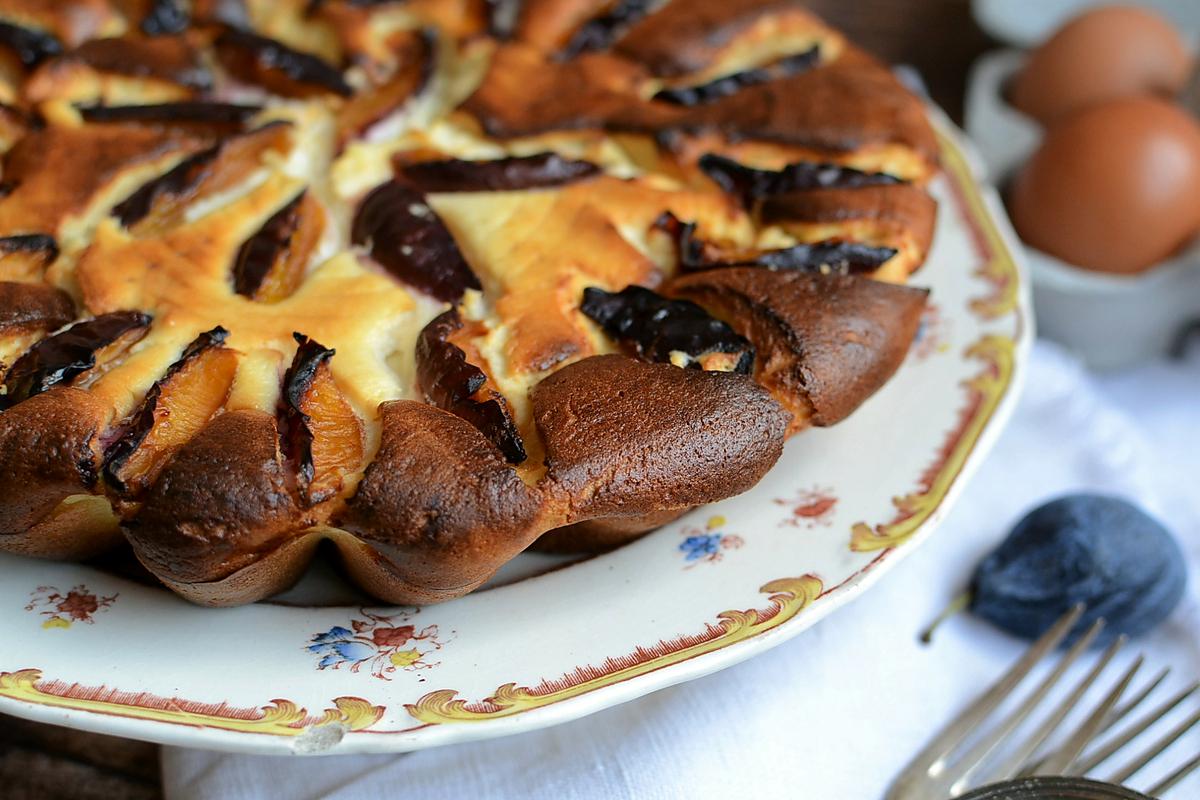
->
left=676, top=47, right=939, bottom=166
left=31, top=33, right=207, bottom=85
left=0, top=280, right=75, bottom=333
left=766, top=184, right=935, bottom=243
left=460, top=42, right=659, bottom=139
left=157, top=533, right=323, bottom=607
left=670, top=268, right=927, bottom=427
left=125, top=409, right=313, bottom=584
left=533, top=354, right=789, bottom=520
left=535, top=508, right=687, bottom=553
left=762, top=183, right=939, bottom=276
left=0, top=387, right=107, bottom=539
left=613, top=0, right=815, bottom=77
left=0, top=1, right=939, bottom=604
left=0, top=123, right=203, bottom=235
left=0, top=494, right=121, bottom=561
left=514, top=0, right=610, bottom=52
left=337, top=400, right=546, bottom=602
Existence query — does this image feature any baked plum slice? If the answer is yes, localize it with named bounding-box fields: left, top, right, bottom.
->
left=78, top=102, right=262, bottom=134
left=114, top=121, right=291, bottom=230
left=0, top=234, right=58, bottom=281
left=580, top=285, right=754, bottom=373
left=281, top=334, right=365, bottom=506
left=114, top=145, right=219, bottom=228
left=51, top=34, right=210, bottom=90
left=0, top=282, right=75, bottom=334
left=102, top=327, right=238, bottom=497
left=653, top=47, right=820, bottom=106
left=396, top=152, right=600, bottom=193
left=0, top=20, right=63, bottom=67
left=416, top=309, right=526, bottom=464
left=698, top=153, right=903, bottom=207
left=669, top=267, right=927, bottom=429
left=351, top=180, right=480, bottom=302
left=335, top=29, right=432, bottom=148
left=0, top=311, right=151, bottom=411
left=655, top=212, right=897, bottom=276
left=232, top=190, right=324, bottom=302
left=215, top=29, right=351, bottom=98
left=560, top=0, right=655, bottom=56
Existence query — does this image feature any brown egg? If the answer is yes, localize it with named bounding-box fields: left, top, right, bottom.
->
left=1010, top=6, right=1193, bottom=125
left=1009, top=97, right=1200, bottom=274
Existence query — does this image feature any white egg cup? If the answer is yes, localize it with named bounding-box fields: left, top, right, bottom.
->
left=965, top=49, right=1200, bottom=370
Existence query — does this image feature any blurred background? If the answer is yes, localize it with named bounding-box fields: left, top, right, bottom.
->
left=4, top=1, right=1199, bottom=798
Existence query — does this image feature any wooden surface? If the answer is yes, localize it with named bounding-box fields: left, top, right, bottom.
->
left=0, top=4, right=998, bottom=798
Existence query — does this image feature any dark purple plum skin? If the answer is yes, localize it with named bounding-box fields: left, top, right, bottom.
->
left=0, top=233, right=58, bottom=261
left=971, top=494, right=1188, bottom=646
left=1, top=311, right=151, bottom=410
left=113, top=145, right=220, bottom=228
left=654, top=212, right=896, bottom=276
left=280, top=333, right=335, bottom=502
left=580, top=285, right=753, bottom=374
left=215, top=29, right=351, bottom=97
left=416, top=310, right=526, bottom=464
left=351, top=181, right=481, bottom=303
left=78, top=102, right=261, bottom=130
left=398, top=153, right=600, bottom=193
left=698, top=153, right=903, bottom=207
left=653, top=48, right=820, bottom=107
left=0, top=20, right=62, bottom=67
left=112, top=120, right=289, bottom=228
left=561, top=0, right=656, bottom=56
left=232, top=190, right=305, bottom=298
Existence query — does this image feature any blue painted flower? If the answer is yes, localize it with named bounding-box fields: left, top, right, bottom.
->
left=308, top=625, right=375, bottom=669
left=679, top=533, right=722, bottom=561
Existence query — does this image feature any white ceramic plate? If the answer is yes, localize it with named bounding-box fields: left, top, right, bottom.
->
left=0, top=117, right=1031, bottom=756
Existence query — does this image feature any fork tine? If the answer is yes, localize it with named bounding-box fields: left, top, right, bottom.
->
left=1105, top=706, right=1200, bottom=785
left=1145, top=750, right=1200, bottom=797
left=1071, top=682, right=1200, bottom=775
left=1107, top=668, right=1172, bottom=730
left=1038, top=650, right=1141, bottom=775
left=1021, top=667, right=1174, bottom=777
left=944, top=618, right=1105, bottom=792
left=884, top=606, right=1084, bottom=800
left=979, top=624, right=1118, bottom=786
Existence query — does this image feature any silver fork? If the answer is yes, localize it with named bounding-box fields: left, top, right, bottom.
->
left=887, top=606, right=1200, bottom=799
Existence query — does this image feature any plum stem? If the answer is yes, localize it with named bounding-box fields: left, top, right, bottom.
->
left=919, top=591, right=972, bottom=644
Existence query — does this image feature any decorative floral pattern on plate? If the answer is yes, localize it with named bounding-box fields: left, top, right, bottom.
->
left=308, top=608, right=449, bottom=680
left=678, top=515, right=744, bottom=567
left=913, top=302, right=951, bottom=360
left=25, top=585, right=117, bottom=629
left=775, top=487, right=839, bottom=529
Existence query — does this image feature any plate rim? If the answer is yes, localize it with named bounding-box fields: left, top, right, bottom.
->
left=0, top=119, right=1033, bottom=755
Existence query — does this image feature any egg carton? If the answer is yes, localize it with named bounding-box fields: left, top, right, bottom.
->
left=965, top=48, right=1200, bottom=370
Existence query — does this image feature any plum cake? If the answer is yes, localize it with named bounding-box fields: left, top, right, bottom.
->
left=0, top=0, right=938, bottom=606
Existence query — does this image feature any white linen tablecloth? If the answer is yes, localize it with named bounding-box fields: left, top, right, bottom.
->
left=162, top=340, right=1200, bottom=799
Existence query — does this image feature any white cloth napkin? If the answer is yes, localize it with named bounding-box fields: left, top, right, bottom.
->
left=162, top=340, right=1200, bottom=799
